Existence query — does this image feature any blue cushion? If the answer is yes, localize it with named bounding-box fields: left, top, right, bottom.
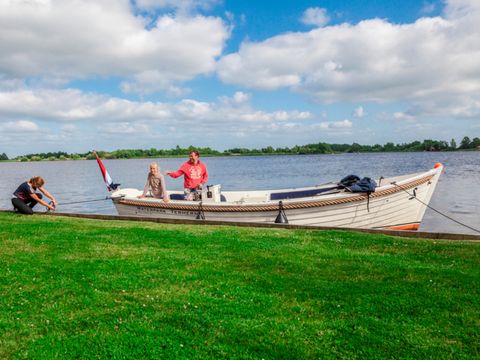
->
left=270, top=186, right=339, bottom=200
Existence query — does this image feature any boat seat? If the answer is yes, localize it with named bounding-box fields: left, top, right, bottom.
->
left=169, top=193, right=226, bottom=202
left=270, top=186, right=340, bottom=200
left=238, top=196, right=269, bottom=203
left=170, top=194, right=184, bottom=200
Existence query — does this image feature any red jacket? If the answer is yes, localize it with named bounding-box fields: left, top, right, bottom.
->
left=168, top=160, right=208, bottom=189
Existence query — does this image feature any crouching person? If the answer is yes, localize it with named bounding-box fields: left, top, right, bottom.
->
left=12, top=176, right=57, bottom=214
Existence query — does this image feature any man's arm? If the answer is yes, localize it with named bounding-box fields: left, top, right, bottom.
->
left=201, top=164, right=209, bottom=185
left=38, top=187, right=57, bottom=206
left=166, top=169, right=184, bottom=178
left=31, top=192, right=55, bottom=210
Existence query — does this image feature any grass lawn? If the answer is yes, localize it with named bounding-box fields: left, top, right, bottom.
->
left=0, top=212, right=479, bottom=359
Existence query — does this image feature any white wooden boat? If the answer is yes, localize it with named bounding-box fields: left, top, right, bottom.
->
left=110, top=164, right=443, bottom=230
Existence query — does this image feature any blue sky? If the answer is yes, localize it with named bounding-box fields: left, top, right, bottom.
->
left=0, top=0, right=478, bottom=156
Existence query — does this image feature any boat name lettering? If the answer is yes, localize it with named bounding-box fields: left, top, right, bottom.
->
left=170, top=210, right=196, bottom=216
left=134, top=206, right=195, bottom=216
left=136, top=206, right=167, bottom=214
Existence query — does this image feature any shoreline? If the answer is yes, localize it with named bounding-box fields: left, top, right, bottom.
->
left=1, top=149, right=478, bottom=163
left=1, top=209, right=479, bottom=241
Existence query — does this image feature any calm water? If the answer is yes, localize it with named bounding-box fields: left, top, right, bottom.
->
left=0, top=152, right=479, bottom=234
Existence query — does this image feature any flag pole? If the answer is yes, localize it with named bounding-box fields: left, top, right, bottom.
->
left=93, top=150, right=120, bottom=192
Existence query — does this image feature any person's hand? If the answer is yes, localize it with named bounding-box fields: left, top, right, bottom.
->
left=165, top=171, right=172, bottom=176
left=163, top=198, right=169, bottom=203
left=47, top=204, right=55, bottom=211
left=51, top=198, right=58, bottom=206
left=137, top=195, right=145, bottom=199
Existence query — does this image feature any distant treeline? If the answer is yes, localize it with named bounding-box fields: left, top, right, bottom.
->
left=2, top=136, right=479, bottom=161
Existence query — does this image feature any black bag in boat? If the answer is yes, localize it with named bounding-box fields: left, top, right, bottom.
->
left=338, top=175, right=360, bottom=188
left=347, top=177, right=377, bottom=193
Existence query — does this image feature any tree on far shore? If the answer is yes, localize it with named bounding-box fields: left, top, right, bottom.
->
left=8, top=135, right=480, bottom=161
left=450, top=138, right=457, bottom=150
left=459, top=136, right=471, bottom=149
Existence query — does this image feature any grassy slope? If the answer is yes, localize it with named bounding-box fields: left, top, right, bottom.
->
left=0, top=212, right=478, bottom=359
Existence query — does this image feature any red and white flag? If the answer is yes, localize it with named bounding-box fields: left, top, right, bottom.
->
left=94, top=151, right=119, bottom=191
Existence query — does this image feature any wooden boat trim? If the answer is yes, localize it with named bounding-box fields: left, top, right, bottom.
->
left=383, top=223, right=421, bottom=231
left=117, top=174, right=434, bottom=213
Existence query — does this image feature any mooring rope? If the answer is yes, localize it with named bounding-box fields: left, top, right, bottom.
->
left=57, top=197, right=111, bottom=206
left=2, top=196, right=110, bottom=209
left=391, top=182, right=480, bottom=234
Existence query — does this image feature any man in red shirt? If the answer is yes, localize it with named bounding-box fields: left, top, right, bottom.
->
left=166, top=150, right=208, bottom=200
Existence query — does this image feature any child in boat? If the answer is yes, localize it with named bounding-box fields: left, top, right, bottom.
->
left=138, top=162, right=169, bottom=202
left=166, top=150, right=208, bottom=200
left=12, top=176, right=57, bottom=214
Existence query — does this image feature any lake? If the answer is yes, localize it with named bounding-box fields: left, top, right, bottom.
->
left=1, top=152, right=478, bottom=234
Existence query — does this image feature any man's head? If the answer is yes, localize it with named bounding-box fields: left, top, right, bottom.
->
left=189, top=150, right=200, bottom=164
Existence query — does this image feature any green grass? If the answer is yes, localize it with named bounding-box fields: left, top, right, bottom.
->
left=0, top=212, right=479, bottom=359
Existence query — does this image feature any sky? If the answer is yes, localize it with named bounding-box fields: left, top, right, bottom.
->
left=0, top=0, right=479, bottom=157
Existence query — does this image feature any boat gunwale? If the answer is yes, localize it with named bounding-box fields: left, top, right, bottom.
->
left=115, top=171, right=436, bottom=213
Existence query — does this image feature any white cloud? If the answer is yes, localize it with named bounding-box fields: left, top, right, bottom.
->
left=0, top=120, right=39, bottom=132
left=395, top=122, right=434, bottom=135
left=232, top=91, right=250, bottom=104
left=332, top=119, right=353, bottom=128
left=353, top=106, right=366, bottom=118
left=314, top=120, right=352, bottom=130
left=103, top=122, right=151, bottom=134
left=61, top=124, right=77, bottom=132
left=0, top=0, right=229, bottom=94
left=120, top=71, right=192, bottom=96
left=301, top=7, right=330, bottom=27
left=393, top=112, right=416, bottom=122
left=0, top=76, right=25, bottom=91
left=217, top=0, right=480, bottom=118
left=443, top=0, right=480, bottom=20
left=0, top=88, right=312, bottom=130
left=217, top=91, right=251, bottom=107
left=0, top=88, right=318, bottom=153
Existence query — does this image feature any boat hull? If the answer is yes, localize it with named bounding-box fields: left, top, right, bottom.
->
left=111, top=166, right=442, bottom=230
